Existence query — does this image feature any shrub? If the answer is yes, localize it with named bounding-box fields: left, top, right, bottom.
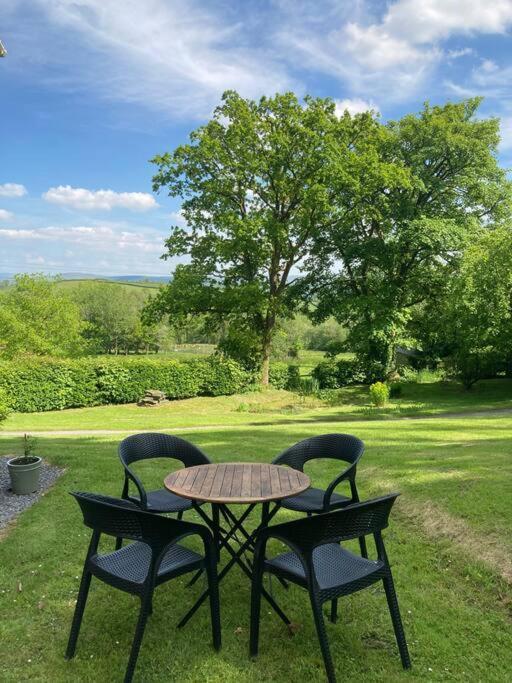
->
left=446, top=351, right=505, bottom=389
left=0, top=386, right=12, bottom=422
left=0, top=355, right=254, bottom=413
left=286, top=365, right=301, bottom=391
left=369, top=381, right=389, bottom=407
left=312, top=357, right=385, bottom=389
left=268, top=362, right=289, bottom=390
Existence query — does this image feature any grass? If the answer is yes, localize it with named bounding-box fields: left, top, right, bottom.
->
left=0, top=417, right=511, bottom=681
left=1, top=386, right=512, bottom=681
left=3, top=378, right=511, bottom=433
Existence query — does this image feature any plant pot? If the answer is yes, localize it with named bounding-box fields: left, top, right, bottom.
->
left=7, top=456, right=42, bottom=495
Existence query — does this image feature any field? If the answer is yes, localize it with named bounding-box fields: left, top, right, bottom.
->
left=1, top=381, right=511, bottom=681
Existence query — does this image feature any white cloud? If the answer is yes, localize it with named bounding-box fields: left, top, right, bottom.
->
left=279, top=0, right=512, bottom=102
left=43, top=186, right=158, bottom=212
left=0, top=183, right=27, bottom=197
left=334, top=98, right=380, bottom=117
left=0, top=209, right=13, bottom=220
left=169, top=210, right=187, bottom=228
left=22, top=0, right=297, bottom=119
left=0, top=225, right=164, bottom=253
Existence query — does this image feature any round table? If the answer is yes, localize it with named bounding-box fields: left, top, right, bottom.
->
left=164, top=462, right=310, bottom=629
left=164, top=462, right=310, bottom=505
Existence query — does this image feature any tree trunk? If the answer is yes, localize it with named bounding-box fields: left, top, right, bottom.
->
left=261, top=341, right=271, bottom=386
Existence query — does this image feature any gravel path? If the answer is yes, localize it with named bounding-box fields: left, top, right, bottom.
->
left=0, top=456, right=64, bottom=531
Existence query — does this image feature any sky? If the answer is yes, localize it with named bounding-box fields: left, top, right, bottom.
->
left=1, top=0, right=512, bottom=277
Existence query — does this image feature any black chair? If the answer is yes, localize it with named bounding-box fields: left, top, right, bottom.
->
left=273, top=434, right=367, bottom=557
left=65, top=492, right=221, bottom=683
left=250, top=493, right=410, bottom=683
left=118, top=432, right=211, bottom=516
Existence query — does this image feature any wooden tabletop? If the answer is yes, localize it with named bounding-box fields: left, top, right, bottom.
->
left=164, top=462, right=310, bottom=505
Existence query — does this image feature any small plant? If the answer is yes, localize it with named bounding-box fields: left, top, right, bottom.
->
left=235, top=402, right=250, bottom=412
left=20, top=433, right=38, bottom=463
left=369, top=381, right=389, bottom=407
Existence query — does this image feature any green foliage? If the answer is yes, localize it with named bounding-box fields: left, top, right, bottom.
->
left=0, top=386, right=11, bottom=422
left=0, top=274, right=85, bottom=358
left=312, top=357, right=385, bottom=389
left=0, top=356, right=300, bottom=413
left=436, top=227, right=512, bottom=387
left=369, top=381, right=389, bottom=407
left=389, top=383, right=402, bottom=398
left=286, top=364, right=301, bottom=391
left=149, top=90, right=350, bottom=384
left=0, top=356, right=256, bottom=413
left=308, top=98, right=512, bottom=372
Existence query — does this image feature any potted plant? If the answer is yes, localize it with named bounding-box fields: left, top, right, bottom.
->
left=7, top=434, right=42, bottom=495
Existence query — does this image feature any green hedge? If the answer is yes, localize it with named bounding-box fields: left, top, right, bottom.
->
left=268, top=362, right=301, bottom=391
left=0, top=356, right=254, bottom=413
left=312, top=357, right=385, bottom=389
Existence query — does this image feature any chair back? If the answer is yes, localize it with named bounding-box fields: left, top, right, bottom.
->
left=71, top=491, right=201, bottom=548
left=119, top=432, right=210, bottom=469
left=273, top=433, right=364, bottom=472
left=266, top=493, right=399, bottom=554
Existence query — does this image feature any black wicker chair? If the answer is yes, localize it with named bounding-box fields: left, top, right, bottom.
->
left=65, top=492, right=221, bottom=683
left=272, top=434, right=365, bottom=514
left=118, top=432, right=211, bottom=516
left=250, top=493, right=410, bottom=683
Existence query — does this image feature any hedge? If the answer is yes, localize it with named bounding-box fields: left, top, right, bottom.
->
left=312, top=357, right=385, bottom=389
left=0, top=356, right=296, bottom=413
left=0, top=356, right=254, bottom=413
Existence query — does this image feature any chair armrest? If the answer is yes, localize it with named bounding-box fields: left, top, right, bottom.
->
left=122, top=465, right=148, bottom=509
left=322, top=461, right=357, bottom=511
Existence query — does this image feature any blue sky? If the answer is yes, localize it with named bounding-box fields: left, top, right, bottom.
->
left=1, top=0, right=512, bottom=276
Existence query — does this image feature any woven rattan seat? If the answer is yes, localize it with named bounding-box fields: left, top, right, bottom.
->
left=266, top=543, right=384, bottom=591
left=279, top=487, right=350, bottom=513
left=92, top=541, right=203, bottom=586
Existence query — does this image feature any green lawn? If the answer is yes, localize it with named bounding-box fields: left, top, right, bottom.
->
left=1, top=394, right=512, bottom=681
left=4, top=379, right=512, bottom=433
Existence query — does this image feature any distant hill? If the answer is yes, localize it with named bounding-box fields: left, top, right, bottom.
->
left=0, top=272, right=170, bottom=284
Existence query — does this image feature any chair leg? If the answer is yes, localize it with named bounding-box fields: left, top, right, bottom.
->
left=329, top=598, right=338, bottom=624
left=212, top=504, right=221, bottom=562
left=115, top=538, right=123, bottom=550
left=383, top=573, right=411, bottom=670
left=206, top=556, right=222, bottom=651
left=123, top=591, right=152, bottom=683
left=249, top=565, right=264, bottom=658
left=177, top=511, right=183, bottom=521
left=358, top=535, right=368, bottom=558
left=310, top=594, right=336, bottom=683
left=65, top=569, right=92, bottom=659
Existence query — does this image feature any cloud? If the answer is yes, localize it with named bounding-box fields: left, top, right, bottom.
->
left=19, top=0, right=297, bottom=119
left=0, top=224, right=164, bottom=252
left=0, top=209, right=13, bottom=221
left=0, top=183, right=27, bottom=197
left=279, top=0, right=512, bottom=102
left=43, top=186, right=158, bottom=212
left=334, top=98, right=380, bottom=117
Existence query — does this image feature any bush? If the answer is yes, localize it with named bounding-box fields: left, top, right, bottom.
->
left=369, top=381, right=389, bottom=407
left=312, top=357, right=385, bottom=389
left=0, top=355, right=254, bottom=413
left=286, top=365, right=301, bottom=391
left=446, top=351, right=505, bottom=389
left=0, top=386, right=12, bottom=422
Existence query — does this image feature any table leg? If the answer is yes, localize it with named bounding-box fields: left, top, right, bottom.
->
left=178, top=503, right=290, bottom=629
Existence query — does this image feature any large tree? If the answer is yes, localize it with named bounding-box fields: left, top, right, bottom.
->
left=148, top=91, right=355, bottom=384
left=309, top=98, right=512, bottom=374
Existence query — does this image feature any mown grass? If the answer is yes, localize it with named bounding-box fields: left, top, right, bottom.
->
left=4, top=378, right=512, bottom=433
left=1, top=408, right=512, bottom=681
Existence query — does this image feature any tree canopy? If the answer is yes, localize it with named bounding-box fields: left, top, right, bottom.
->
left=148, top=90, right=356, bottom=382
left=0, top=274, right=84, bottom=358
left=308, top=98, right=511, bottom=373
